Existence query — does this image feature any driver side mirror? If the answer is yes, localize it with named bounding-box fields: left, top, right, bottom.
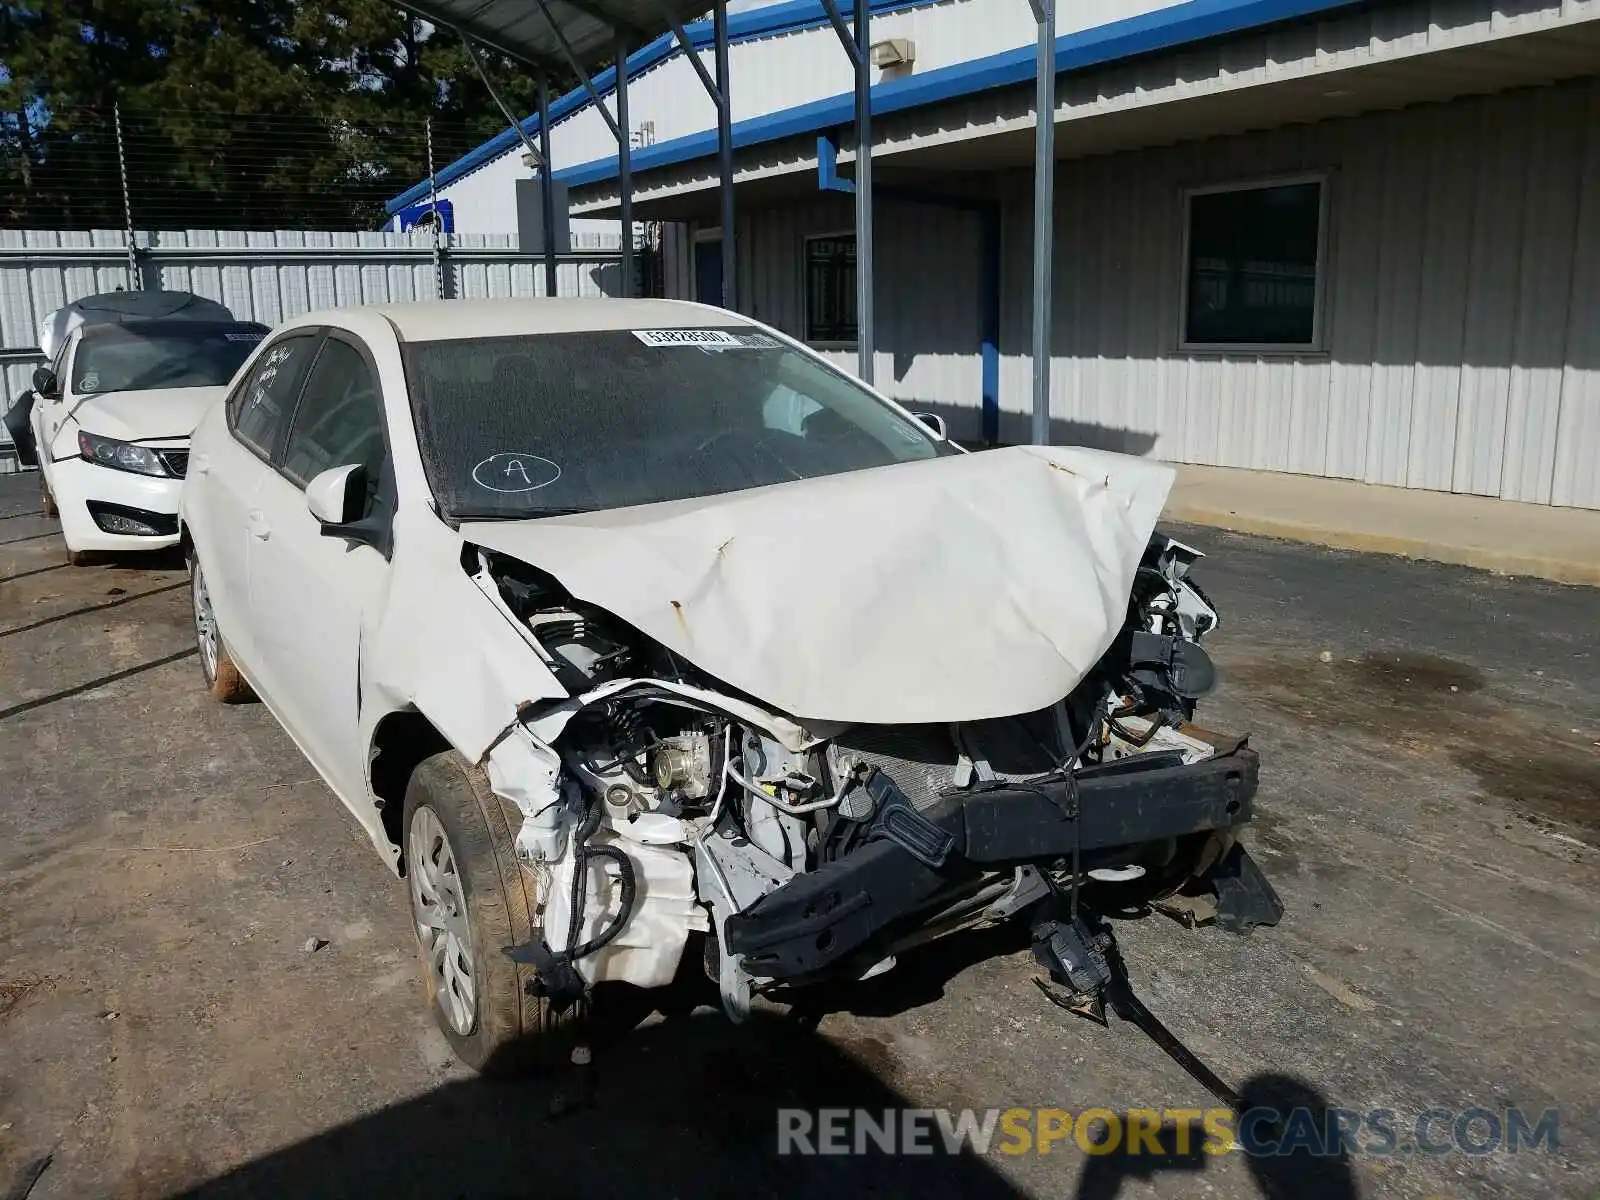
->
left=307, top=463, right=368, bottom=526
left=31, top=367, right=58, bottom=399
left=307, top=463, right=391, bottom=557
left=912, top=411, right=947, bottom=440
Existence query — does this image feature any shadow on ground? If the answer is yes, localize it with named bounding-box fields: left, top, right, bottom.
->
left=172, top=1009, right=1017, bottom=1199
left=1073, top=1073, right=1359, bottom=1200
left=165, top=986, right=1359, bottom=1200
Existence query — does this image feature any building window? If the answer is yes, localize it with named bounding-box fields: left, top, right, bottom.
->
left=804, top=233, right=857, bottom=345
left=1182, top=177, right=1326, bottom=349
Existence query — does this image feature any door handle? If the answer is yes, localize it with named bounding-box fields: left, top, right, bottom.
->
left=247, top=508, right=271, bottom=541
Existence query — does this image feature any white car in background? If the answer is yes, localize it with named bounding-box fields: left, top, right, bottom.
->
left=178, top=297, right=1277, bottom=1076
left=23, top=293, right=266, bottom=562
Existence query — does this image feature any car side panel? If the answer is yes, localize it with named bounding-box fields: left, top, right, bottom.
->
left=247, top=463, right=390, bottom=808
left=183, top=400, right=264, bottom=673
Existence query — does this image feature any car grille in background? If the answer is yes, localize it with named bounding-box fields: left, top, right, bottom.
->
left=157, top=450, right=189, bottom=478
left=831, top=711, right=1065, bottom=812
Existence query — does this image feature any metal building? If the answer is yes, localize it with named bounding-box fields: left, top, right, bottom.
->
left=398, top=0, right=1600, bottom=510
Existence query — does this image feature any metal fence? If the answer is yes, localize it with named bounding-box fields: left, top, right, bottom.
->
left=0, top=227, right=624, bottom=470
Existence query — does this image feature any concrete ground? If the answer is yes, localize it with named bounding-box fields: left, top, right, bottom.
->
left=1164, top=464, right=1600, bottom=587
left=1, top=469, right=1596, bottom=1200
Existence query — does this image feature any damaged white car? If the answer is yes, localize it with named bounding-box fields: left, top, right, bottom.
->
left=178, top=298, right=1280, bottom=1077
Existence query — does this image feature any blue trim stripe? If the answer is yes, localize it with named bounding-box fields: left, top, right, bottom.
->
left=553, top=0, right=1367, bottom=190
left=385, top=0, right=942, bottom=213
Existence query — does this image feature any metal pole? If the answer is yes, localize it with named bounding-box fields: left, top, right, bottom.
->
left=713, top=0, right=736, bottom=311
left=458, top=31, right=543, bottom=169
left=853, top=0, right=873, bottom=384
left=426, top=116, right=445, bottom=300
left=1030, top=0, right=1056, bottom=445
left=616, top=34, right=634, bottom=298
left=532, top=0, right=621, bottom=141
left=113, top=103, right=139, bottom=287
left=538, top=77, right=558, bottom=297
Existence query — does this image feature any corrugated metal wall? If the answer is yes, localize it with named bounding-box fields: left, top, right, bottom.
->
left=705, top=77, right=1600, bottom=508
left=995, top=77, right=1600, bottom=508
left=0, top=229, right=621, bottom=469
left=685, top=194, right=986, bottom=415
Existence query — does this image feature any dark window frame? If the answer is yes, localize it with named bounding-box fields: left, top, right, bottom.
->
left=1179, top=174, right=1330, bottom=353
left=274, top=329, right=398, bottom=557
left=225, top=330, right=325, bottom=466
left=802, top=231, right=859, bottom=349
left=278, top=332, right=390, bottom=491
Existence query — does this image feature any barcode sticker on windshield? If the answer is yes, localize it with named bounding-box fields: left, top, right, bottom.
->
left=632, top=328, right=741, bottom=348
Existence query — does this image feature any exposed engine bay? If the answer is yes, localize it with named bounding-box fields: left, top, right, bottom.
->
left=465, top=532, right=1283, bottom=1038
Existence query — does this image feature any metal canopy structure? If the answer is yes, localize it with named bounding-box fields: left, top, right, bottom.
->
left=389, top=0, right=1062, bottom=446
left=395, top=0, right=700, bottom=74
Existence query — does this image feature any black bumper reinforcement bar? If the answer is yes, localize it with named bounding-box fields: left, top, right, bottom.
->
left=724, top=745, right=1264, bottom=980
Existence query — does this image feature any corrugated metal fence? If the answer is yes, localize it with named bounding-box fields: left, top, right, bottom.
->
left=0, top=228, right=623, bottom=470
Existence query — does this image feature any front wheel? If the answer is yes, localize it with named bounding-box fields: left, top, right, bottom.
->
left=189, top=552, right=254, bottom=703
left=40, top=471, right=57, bottom=518
left=404, top=752, right=572, bottom=1074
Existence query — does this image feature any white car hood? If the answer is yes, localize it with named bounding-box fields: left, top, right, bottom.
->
left=68, top=385, right=224, bottom=443
left=463, top=444, right=1174, bottom=725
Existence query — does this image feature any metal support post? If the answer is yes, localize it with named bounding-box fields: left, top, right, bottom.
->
left=616, top=35, right=634, bottom=297
left=458, top=31, right=543, bottom=168
left=1029, top=0, right=1056, bottom=445
left=853, top=0, right=873, bottom=384
left=532, top=0, right=621, bottom=142
left=713, top=0, right=736, bottom=311
left=538, top=77, right=558, bottom=297
left=821, top=0, right=874, bottom=382
left=113, top=103, right=140, bottom=288
left=426, top=116, right=449, bottom=299
left=660, top=2, right=735, bottom=307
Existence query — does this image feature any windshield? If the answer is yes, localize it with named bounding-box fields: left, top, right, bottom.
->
left=404, top=327, right=951, bottom=519
left=72, top=322, right=267, bottom=395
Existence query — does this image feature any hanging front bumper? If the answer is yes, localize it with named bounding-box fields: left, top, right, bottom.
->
left=723, top=743, right=1272, bottom=980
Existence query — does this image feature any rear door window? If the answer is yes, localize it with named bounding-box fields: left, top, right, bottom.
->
left=229, top=334, right=320, bottom=461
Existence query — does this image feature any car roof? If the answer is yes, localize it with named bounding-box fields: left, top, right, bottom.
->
left=80, top=319, right=269, bottom=340
left=303, top=297, right=756, bottom=343
left=41, top=290, right=239, bottom=359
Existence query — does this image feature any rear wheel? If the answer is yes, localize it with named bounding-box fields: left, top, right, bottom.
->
left=189, top=553, right=254, bottom=703
left=403, top=752, right=571, bottom=1074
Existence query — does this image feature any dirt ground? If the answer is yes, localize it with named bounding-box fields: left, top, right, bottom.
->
left=1, top=470, right=1596, bottom=1199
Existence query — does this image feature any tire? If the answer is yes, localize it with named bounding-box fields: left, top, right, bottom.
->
left=40, top=473, right=57, bottom=519
left=66, top=549, right=95, bottom=567
left=189, top=552, right=254, bottom=703
left=403, top=752, right=572, bottom=1075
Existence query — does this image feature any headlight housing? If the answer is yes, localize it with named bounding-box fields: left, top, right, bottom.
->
left=78, top=430, right=173, bottom=477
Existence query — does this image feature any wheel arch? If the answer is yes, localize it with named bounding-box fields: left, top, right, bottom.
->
left=368, top=706, right=456, bottom=872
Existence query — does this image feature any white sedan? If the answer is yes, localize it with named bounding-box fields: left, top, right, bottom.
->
left=30, top=316, right=267, bottom=561
left=179, top=298, right=1275, bottom=1074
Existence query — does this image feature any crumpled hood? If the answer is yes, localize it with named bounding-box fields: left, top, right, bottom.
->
left=68, top=385, right=223, bottom=443
left=463, top=444, right=1174, bottom=725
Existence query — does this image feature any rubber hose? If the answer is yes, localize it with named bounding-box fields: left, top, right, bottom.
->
left=564, top=798, right=606, bottom=956
left=566, top=844, right=637, bottom=960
